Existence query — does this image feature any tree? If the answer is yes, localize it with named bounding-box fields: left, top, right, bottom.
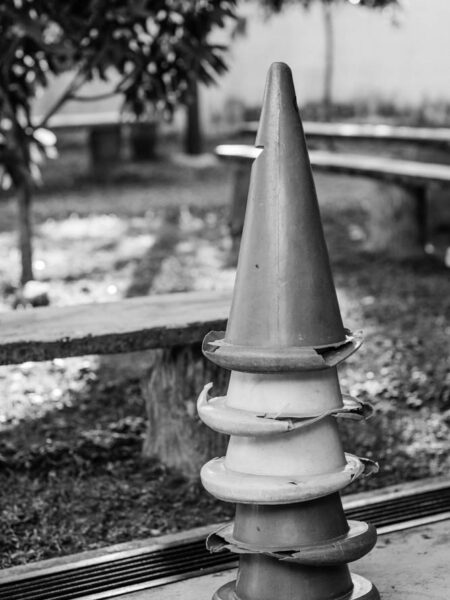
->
left=259, top=0, right=399, bottom=120
left=0, top=0, right=237, bottom=284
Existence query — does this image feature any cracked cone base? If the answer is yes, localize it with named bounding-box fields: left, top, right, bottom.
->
left=213, top=572, right=380, bottom=600
left=225, top=417, right=345, bottom=477
left=209, top=519, right=376, bottom=566
left=207, top=494, right=377, bottom=566
left=234, top=493, right=348, bottom=549
left=225, top=369, right=344, bottom=418
left=200, top=452, right=371, bottom=504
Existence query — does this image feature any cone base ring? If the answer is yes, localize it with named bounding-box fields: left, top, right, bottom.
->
left=198, top=385, right=372, bottom=436
left=212, top=573, right=380, bottom=600
left=201, top=453, right=376, bottom=504
left=208, top=519, right=377, bottom=565
left=202, top=329, right=363, bottom=373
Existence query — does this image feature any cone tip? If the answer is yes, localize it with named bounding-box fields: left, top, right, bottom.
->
left=268, top=61, right=291, bottom=74
left=266, top=62, right=294, bottom=92
left=256, top=62, right=297, bottom=147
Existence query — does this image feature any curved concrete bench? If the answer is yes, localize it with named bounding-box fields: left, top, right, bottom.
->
left=239, top=121, right=450, bottom=146
left=216, top=144, right=450, bottom=186
left=216, top=144, right=450, bottom=259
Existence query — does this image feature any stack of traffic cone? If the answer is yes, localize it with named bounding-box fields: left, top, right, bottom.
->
left=198, top=62, right=379, bottom=600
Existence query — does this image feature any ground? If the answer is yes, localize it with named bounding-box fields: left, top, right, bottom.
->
left=0, top=139, right=449, bottom=568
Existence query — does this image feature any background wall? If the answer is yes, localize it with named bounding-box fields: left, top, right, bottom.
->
left=203, top=0, right=450, bottom=127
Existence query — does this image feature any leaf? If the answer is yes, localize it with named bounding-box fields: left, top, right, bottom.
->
left=33, top=127, right=56, bottom=147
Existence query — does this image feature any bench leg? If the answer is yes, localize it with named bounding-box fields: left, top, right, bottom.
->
left=415, top=184, right=428, bottom=249
left=89, top=124, right=123, bottom=174
left=426, top=183, right=450, bottom=259
left=228, top=163, right=251, bottom=265
left=365, top=181, right=428, bottom=258
left=142, top=344, right=229, bottom=476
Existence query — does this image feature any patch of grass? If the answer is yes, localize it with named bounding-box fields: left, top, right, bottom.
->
left=0, top=374, right=234, bottom=568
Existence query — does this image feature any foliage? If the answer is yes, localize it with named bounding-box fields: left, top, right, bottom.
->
left=0, top=0, right=237, bottom=192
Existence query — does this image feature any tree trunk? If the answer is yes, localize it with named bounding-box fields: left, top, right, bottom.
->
left=142, top=343, right=229, bottom=477
left=184, top=78, right=203, bottom=155
left=322, top=2, right=334, bottom=121
left=364, top=182, right=426, bottom=258
left=17, top=183, right=34, bottom=284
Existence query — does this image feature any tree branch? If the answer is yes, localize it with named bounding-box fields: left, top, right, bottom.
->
left=36, top=69, right=86, bottom=129
left=36, top=71, right=132, bottom=126
left=70, top=90, right=121, bottom=102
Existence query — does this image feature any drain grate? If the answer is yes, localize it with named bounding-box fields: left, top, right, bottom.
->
left=345, top=485, right=450, bottom=527
left=1, top=482, right=449, bottom=600
left=0, top=541, right=235, bottom=600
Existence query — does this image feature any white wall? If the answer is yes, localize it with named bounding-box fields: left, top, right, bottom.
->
left=203, top=0, right=450, bottom=127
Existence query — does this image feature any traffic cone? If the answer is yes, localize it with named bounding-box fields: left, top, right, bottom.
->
left=198, top=62, right=379, bottom=600
left=203, top=62, right=362, bottom=374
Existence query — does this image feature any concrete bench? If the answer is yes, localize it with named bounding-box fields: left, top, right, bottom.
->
left=240, top=121, right=450, bottom=147
left=35, top=112, right=158, bottom=167
left=0, top=290, right=229, bottom=366
left=216, top=144, right=450, bottom=259
left=0, top=290, right=232, bottom=473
